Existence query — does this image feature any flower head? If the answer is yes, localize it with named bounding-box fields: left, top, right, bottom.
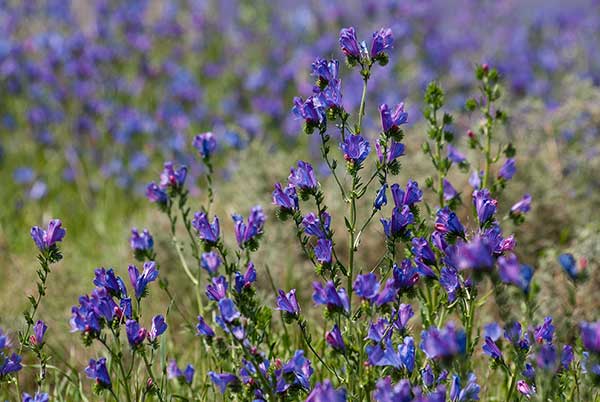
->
left=340, top=135, right=370, bottom=166
left=326, top=324, right=346, bottom=351
left=193, top=132, right=217, bottom=159
left=498, top=254, right=534, bottom=293
left=145, top=182, right=168, bottom=205
left=420, top=323, right=466, bottom=360
left=192, top=212, right=220, bottom=244
left=370, top=28, right=394, bottom=59
left=30, top=320, right=47, bottom=346
left=159, top=162, right=187, bottom=191
left=272, top=183, right=299, bottom=212
left=85, top=357, right=111, bottom=387
left=353, top=273, right=380, bottom=302
left=200, top=251, right=221, bottom=275
left=307, top=380, right=346, bottom=402
left=208, top=371, right=238, bottom=394
left=498, top=158, right=516, bottom=180
left=196, top=316, right=215, bottom=337
left=314, top=239, right=333, bottom=265
left=30, top=219, right=66, bottom=252
left=128, top=262, right=159, bottom=299
left=580, top=321, right=600, bottom=353
left=148, top=315, right=167, bottom=342
left=313, top=281, right=349, bottom=313
left=232, top=206, right=265, bottom=247
left=288, top=161, right=318, bottom=192
left=276, top=289, right=300, bottom=317
left=379, top=103, right=408, bottom=134
left=130, top=228, right=153, bottom=252
left=339, top=27, right=361, bottom=60
left=125, top=320, right=147, bottom=347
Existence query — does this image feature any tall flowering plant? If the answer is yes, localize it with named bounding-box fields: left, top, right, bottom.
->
left=1, top=27, right=598, bottom=402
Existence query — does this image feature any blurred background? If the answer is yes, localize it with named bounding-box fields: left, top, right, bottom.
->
left=0, top=0, right=599, bottom=373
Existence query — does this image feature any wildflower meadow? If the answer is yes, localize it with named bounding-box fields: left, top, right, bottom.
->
left=1, top=2, right=599, bottom=401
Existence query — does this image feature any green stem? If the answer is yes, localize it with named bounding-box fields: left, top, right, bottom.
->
left=141, top=351, right=164, bottom=402
left=298, top=322, right=343, bottom=382
left=356, top=76, right=368, bottom=134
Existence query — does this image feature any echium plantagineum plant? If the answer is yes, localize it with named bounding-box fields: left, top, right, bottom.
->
left=1, top=28, right=599, bottom=402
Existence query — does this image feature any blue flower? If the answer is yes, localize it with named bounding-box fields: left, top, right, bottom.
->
left=326, top=324, right=345, bottom=351
left=292, top=96, right=325, bottom=125
left=370, top=28, right=394, bottom=58
left=302, top=212, right=331, bottom=239
left=498, top=158, right=516, bottom=180
left=22, top=392, right=49, bottom=402
left=200, top=251, right=221, bottom=276
left=272, top=183, right=299, bottom=212
left=128, top=261, right=159, bottom=299
left=420, top=323, right=466, bottom=360
left=559, top=253, right=584, bottom=281
left=374, top=184, right=388, bottom=210
left=183, top=364, right=195, bottom=384
left=196, top=316, right=215, bottom=338
left=374, top=279, right=398, bottom=306
left=468, top=171, right=482, bottom=190
left=435, top=207, right=465, bottom=237
left=159, top=161, right=187, bottom=191
left=340, top=135, right=370, bottom=166
left=125, top=320, right=147, bottom=347
left=130, top=228, right=153, bottom=252
left=311, top=58, right=339, bottom=84
left=447, top=144, right=466, bottom=164
left=353, top=273, right=380, bottom=302
left=313, top=281, right=349, bottom=313
left=208, top=371, right=238, bottom=394
left=146, top=182, right=168, bottom=205
left=307, top=380, right=346, bottom=402
left=339, top=27, right=361, bottom=59
left=380, top=205, right=414, bottom=239
left=394, top=304, right=414, bottom=332
left=206, top=276, right=228, bottom=301
left=366, top=337, right=415, bottom=373
left=276, top=289, right=300, bottom=316
left=218, top=298, right=240, bottom=323
left=373, top=377, right=411, bottom=402
left=93, top=268, right=126, bottom=298
left=276, top=350, right=313, bottom=393
left=450, top=238, right=494, bottom=271
left=504, top=321, right=530, bottom=351
left=192, top=212, right=220, bottom=244
left=234, top=262, right=256, bottom=293
left=0, top=352, right=22, bottom=377
left=412, top=237, right=437, bottom=267
left=440, top=266, right=460, bottom=303
left=443, top=179, right=459, bottom=201
left=380, top=103, right=408, bottom=134
left=580, top=321, right=600, bottom=353
left=30, top=219, right=66, bottom=252
left=510, top=194, right=531, bottom=216
left=232, top=206, right=265, bottom=247
left=498, top=254, right=534, bottom=293
left=192, top=132, right=217, bottom=159
left=314, top=239, right=333, bottom=265
left=376, top=141, right=405, bottom=163
left=31, top=320, right=47, bottom=346
left=561, top=345, right=574, bottom=370
left=482, top=336, right=502, bottom=360
left=473, top=189, right=497, bottom=226
left=393, top=260, right=420, bottom=290
left=450, top=373, right=480, bottom=402
left=536, top=344, right=557, bottom=370
left=148, top=315, right=167, bottom=342
left=534, top=317, right=555, bottom=344
left=85, top=357, right=111, bottom=388
left=288, top=161, right=318, bottom=192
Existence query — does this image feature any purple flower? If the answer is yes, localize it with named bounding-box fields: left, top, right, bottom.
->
left=353, top=273, right=380, bottom=301
left=85, top=357, right=111, bottom=387
left=390, top=181, right=423, bottom=208
left=380, top=103, right=408, bottom=134
left=234, top=262, right=256, bottom=293
left=302, top=212, right=331, bottom=239
left=394, top=304, right=414, bottom=332
left=183, top=364, right=195, bottom=384
left=367, top=337, right=415, bottom=373
left=307, top=380, right=346, bottom=402
left=450, top=373, right=480, bottom=402
left=206, top=276, right=228, bottom=301
left=93, top=268, right=125, bottom=298
left=339, top=27, right=361, bottom=59
left=196, top=316, right=215, bottom=337
left=374, top=184, right=388, bottom=210
left=232, top=206, right=265, bottom=247
left=504, top=322, right=530, bottom=350
left=276, top=289, right=300, bottom=316
left=277, top=350, right=313, bottom=392
left=341, top=135, right=370, bottom=166
left=510, top=194, right=532, bottom=216
left=313, top=281, right=349, bottom=313
left=559, top=253, right=583, bottom=281
left=376, top=141, right=405, bottom=163
left=22, top=392, right=49, bottom=402
left=580, top=321, right=600, bottom=353
left=393, top=260, right=420, bottom=290
left=374, top=279, right=398, bottom=306
left=200, top=251, right=221, bottom=275
left=0, top=328, right=11, bottom=350
left=468, top=171, right=482, bottom=190
left=381, top=205, right=414, bottom=239
left=373, top=377, right=411, bottom=402
left=482, top=336, right=502, bottom=360
left=370, top=28, right=394, bottom=58
left=473, top=189, right=497, bottom=225
left=145, top=182, right=168, bottom=205
left=128, top=262, right=159, bottom=299
left=326, top=324, right=345, bottom=351
left=443, top=179, right=459, bottom=201
left=447, top=144, right=466, bottom=164
left=420, top=323, right=467, bottom=360
left=484, top=323, right=503, bottom=342
left=367, top=319, right=390, bottom=343
left=451, top=238, right=494, bottom=271
left=412, top=237, right=437, bottom=267
left=311, top=58, right=339, bottom=84
left=498, top=254, right=534, bottom=293
left=125, top=320, right=147, bottom=347
left=159, top=162, right=187, bottom=191
left=498, top=158, right=516, bottom=180
left=148, top=315, right=167, bottom=342
left=561, top=345, right=574, bottom=369
left=440, top=266, right=460, bottom=303
left=31, top=320, right=47, bottom=346
left=537, top=344, right=557, bottom=370
left=272, top=183, right=299, bottom=212
left=130, top=228, right=153, bottom=251
left=193, top=132, right=217, bottom=159
left=314, top=239, right=333, bottom=265
left=218, top=298, right=240, bottom=323
left=192, top=212, right=220, bottom=243
left=292, top=96, right=325, bottom=125
left=0, top=353, right=22, bottom=377
left=435, top=207, right=465, bottom=237
left=517, top=381, right=535, bottom=398
left=534, top=317, right=555, bottom=344
left=30, top=219, right=66, bottom=251
left=208, top=371, right=238, bottom=394
left=288, top=161, right=318, bottom=192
